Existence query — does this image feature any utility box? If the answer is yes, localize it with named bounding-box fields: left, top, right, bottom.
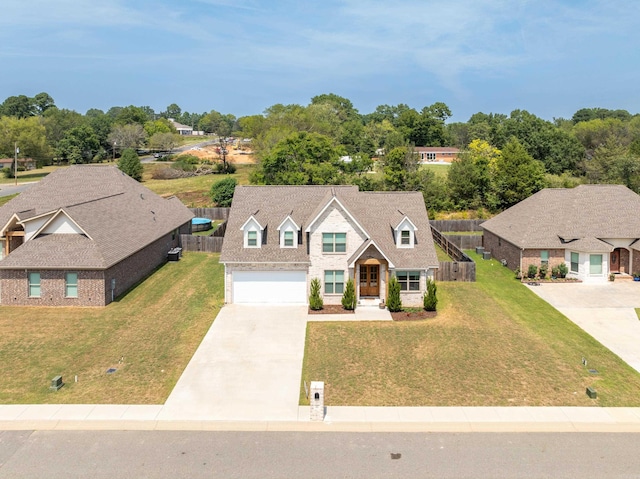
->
left=475, top=246, right=484, bottom=255
left=50, top=375, right=64, bottom=391
left=482, top=251, right=491, bottom=260
left=586, top=386, right=597, bottom=399
left=310, top=381, right=325, bottom=422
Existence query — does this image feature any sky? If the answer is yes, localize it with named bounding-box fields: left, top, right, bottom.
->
left=1, top=0, right=638, bottom=122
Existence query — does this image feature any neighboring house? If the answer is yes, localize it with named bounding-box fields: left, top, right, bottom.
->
left=415, top=147, right=459, bottom=163
left=0, top=158, right=36, bottom=170
left=481, top=184, right=640, bottom=282
left=220, top=185, right=439, bottom=306
left=168, top=119, right=205, bottom=136
left=0, top=165, right=193, bottom=306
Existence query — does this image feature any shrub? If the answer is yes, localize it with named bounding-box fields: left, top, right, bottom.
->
left=210, top=177, right=237, bottom=207
left=423, top=278, right=437, bottom=311
left=2, top=167, right=15, bottom=179
left=551, top=265, right=560, bottom=278
left=539, top=263, right=549, bottom=279
left=118, top=148, right=143, bottom=181
left=387, top=276, right=402, bottom=312
left=309, top=278, right=323, bottom=311
left=341, top=278, right=356, bottom=310
left=173, top=159, right=196, bottom=172
left=215, top=161, right=236, bottom=174
left=557, top=263, right=568, bottom=278
left=527, top=264, right=538, bottom=279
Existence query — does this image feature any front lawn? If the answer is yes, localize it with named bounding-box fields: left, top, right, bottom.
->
left=0, top=253, right=223, bottom=404
left=301, top=252, right=640, bottom=407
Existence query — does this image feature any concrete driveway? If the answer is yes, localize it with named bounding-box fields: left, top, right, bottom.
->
left=159, top=304, right=308, bottom=421
left=527, top=281, right=640, bottom=373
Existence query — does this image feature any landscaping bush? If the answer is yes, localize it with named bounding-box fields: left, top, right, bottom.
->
left=209, top=177, right=237, bottom=207
left=387, top=276, right=402, bottom=312
left=527, top=264, right=538, bottom=279
left=2, top=167, right=15, bottom=179
left=557, top=263, right=568, bottom=278
left=118, top=148, right=143, bottom=181
left=551, top=265, right=560, bottom=278
left=341, top=278, right=356, bottom=310
left=309, top=278, right=323, bottom=311
left=539, top=263, right=549, bottom=279
left=423, top=278, right=438, bottom=311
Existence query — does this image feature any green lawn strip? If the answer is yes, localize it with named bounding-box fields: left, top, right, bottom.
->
left=0, top=194, right=18, bottom=207
left=301, top=255, right=640, bottom=407
left=420, top=164, right=450, bottom=178
left=191, top=220, right=224, bottom=236
left=0, top=252, right=224, bottom=404
left=434, top=244, right=451, bottom=261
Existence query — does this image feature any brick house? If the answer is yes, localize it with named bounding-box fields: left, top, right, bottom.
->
left=481, top=185, right=640, bottom=282
left=0, top=165, right=193, bottom=306
left=220, top=185, right=439, bottom=306
left=415, top=147, right=459, bottom=163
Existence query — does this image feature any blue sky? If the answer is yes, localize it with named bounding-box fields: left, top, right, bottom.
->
left=1, top=0, right=638, bottom=122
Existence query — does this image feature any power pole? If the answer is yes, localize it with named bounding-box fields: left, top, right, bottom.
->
left=14, top=142, right=18, bottom=186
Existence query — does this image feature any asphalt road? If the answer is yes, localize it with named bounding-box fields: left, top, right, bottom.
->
left=0, top=182, right=33, bottom=197
left=1, top=431, right=639, bottom=478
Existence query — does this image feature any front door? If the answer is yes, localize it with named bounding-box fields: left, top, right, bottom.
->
left=610, top=249, right=620, bottom=273
left=360, top=265, right=379, bottom=296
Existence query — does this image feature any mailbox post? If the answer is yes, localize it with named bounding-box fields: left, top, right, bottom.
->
left=310, top=381, right=325, bottom=421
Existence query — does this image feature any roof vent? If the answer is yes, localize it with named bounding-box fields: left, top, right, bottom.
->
left=140, top=193, right=145, bottom=200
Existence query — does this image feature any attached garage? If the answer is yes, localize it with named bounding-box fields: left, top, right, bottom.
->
left=232, top=271, right=307, bottom=304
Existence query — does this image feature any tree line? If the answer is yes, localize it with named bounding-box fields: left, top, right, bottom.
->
left=2, top=92, right=639, bottom=214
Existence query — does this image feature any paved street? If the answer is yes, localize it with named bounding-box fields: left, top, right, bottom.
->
left=527, top=281, right=640, bottom=372
left=0, top=182, right=33, bottom=197
left=1, top=431, right=640, bottom=478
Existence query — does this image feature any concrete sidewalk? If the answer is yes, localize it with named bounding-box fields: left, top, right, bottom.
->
left=2, top=404, right=640, bottom=432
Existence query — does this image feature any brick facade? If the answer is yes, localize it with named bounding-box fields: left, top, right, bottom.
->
left=521, top=248, right=565, bottom=276
left=483, top=231, right=521, bottom=270
left=0, top=223, right=190, bottom=307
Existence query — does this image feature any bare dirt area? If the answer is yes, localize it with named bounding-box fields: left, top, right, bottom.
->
left=308, top=305, right=355, bottom=315
left=178, top=144, right=256, bottom=165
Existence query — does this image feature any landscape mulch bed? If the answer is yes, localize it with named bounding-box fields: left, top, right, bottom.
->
left=390, top=310, right=437, bottom=321
left=308, top=304, right=355, bottom=314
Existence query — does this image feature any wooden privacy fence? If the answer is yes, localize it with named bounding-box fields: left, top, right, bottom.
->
left=189, top=207, right=231, bottom=220
left=443, top=234, right=483, bottom=250
left=431, top=225, right=476, bottom=282
left=430, top=219, right=485, bottom=232
left=180, top=235, right=224, bottom=253
left=436, top=261, right=476, bottom=282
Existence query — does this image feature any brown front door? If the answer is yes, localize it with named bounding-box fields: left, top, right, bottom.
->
left=610, top=250, right=620, bottom=273
left=360, top=265, right=380, bottom=296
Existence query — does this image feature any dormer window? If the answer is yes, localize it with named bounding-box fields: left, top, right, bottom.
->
left=395, top=216, right=417, bottom=249
left=241, top=215, right=263, bottom=249
left=277, top=215, right=300, bottom=249
left=247, top=231, right=258, bottom=247
left=284, top=231, right=294, bottom=247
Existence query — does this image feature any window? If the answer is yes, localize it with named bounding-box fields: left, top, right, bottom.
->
left=324, top=270, right=344, bottom=294
left=247, top=230, right=258, bottom=247
left=424, top=152, right=436, bottom=161
left=65, top=272, right=78, bottom=298
left=401, top=230, right=411, bottom=245
left=396, top=271, right=420, bottom=291
left=322, top=233, right=346, bottom=253
left=540, top=250, right=549, bottom=266
left=570, top=252, right=579, bottom=273
left=589, top=254, right=603, bottom=275
left=28, top=272, right=41, bottom=298
left=284, top=230, right=294, bottom=247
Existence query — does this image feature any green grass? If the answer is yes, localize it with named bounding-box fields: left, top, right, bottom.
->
left=444, top=231, right=483, bottom=236
left=0, top=194, right=18, bottom=207
left=192, top=220, right=223, bottom=236
left=0, top=253, right=224, bottom=404
left=0, top=165, right=69, bottom=185
left=142, top=163, right=256, bottom=207
left=301, top=252, right=640, bottom=407
left=420, top=163, right=450, bottom=178
left=434, top=244, right=451, bottom=261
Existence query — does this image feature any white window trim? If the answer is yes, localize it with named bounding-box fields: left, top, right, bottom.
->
left=322, top=232, right=347, bottom=254
left=324, top=270, right=345, bottom=295
left=65, top=272, right=78, bottom=298
left=245, top=229, right=260, bottom=248
left=28, top=272, right=41, bottom=298
left=394, top=216, right=417, bottom=249
left=395, top=270, right=421, bottom=292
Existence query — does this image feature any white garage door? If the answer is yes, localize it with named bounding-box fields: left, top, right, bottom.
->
left=233, top=271, right=307, bottom=304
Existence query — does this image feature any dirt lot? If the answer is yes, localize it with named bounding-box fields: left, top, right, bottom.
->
left=178, top=143, right=256, bottom=165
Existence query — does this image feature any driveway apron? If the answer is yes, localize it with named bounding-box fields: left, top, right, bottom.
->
left=160, top=304, right=308, bottom=421
left=528, top=282, right=640, bottom=373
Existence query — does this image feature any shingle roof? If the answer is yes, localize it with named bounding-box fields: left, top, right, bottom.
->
left=220, top=185, right=438, bottom=269
left=0, top=165, right=193, bottom=269
left=481, top=184, right=640, bottom=249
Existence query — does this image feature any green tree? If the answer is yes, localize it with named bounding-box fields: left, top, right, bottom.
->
left=309, top=278, right=323, bottom=310
left=32, top=92, right=55, bottom=115
left=55, top=125, right=100, bottom=163
left=382, top=146, right=419, bottom=191
left=113, top=105, right=150, bottom=126
left=108, top=124, right=146, bottom=151
left=256, top=131, right=344, bottom=185
left=149, top=132, right=181, bottom=153
left=209, top=177, right=237, bottom=207
left=493, top=138, right=547, bottom=209
left=164, top=103, right=182, bottom=119
left=42, top=108, right=86, bottom=148
left=424, top=278, right=437, bottom=311
left=387, top=276, right=402, bottom=312
left=144, top=118, right=175, bottom=137
left=0, top=95, right=35, bottom=118
left=341, top=278, right=356, bottom=310
left=118, top=148, right=143, bottom=181
left=0, top=116, right=51, bottom=165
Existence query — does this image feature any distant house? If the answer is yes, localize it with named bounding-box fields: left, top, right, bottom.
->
left=415, top=147, right=459, bottom=163
left=0, top=165, right=193, bottom=306
left=220, top=185, right=439, bottom=306
left=481, top=185, right=640, bottom=282
left=168, top=119, right=204, bottom=136
left=0, top=158, right=36, bottom=170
